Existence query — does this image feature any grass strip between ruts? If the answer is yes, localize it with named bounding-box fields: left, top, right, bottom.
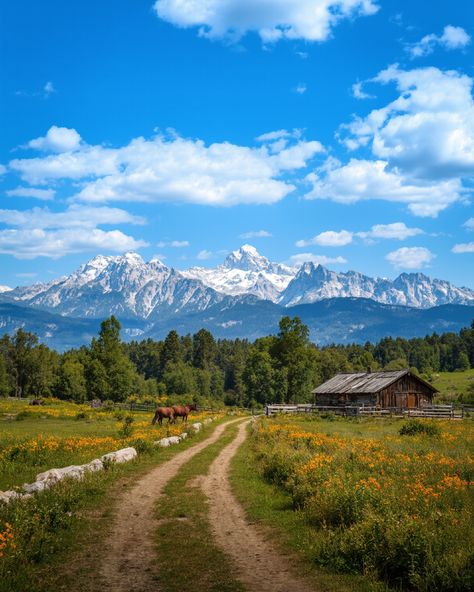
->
left=154, top=420, right=245, bottom=592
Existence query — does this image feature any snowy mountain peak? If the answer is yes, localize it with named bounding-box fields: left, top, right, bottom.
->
left=0, top=285, right=12, bottom=294
left=223, top=244, right=271, bottom=272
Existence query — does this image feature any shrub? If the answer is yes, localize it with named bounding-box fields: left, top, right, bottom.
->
left=399, top=419, right=440, bottom=436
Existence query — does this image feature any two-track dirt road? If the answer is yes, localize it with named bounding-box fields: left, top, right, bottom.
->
left=98, top=417, right=315, bottom=592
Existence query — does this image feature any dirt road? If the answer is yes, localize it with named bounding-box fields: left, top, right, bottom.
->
left=98, top=418, right=244, bottom=592
left=201, top=419, right=315, bottom=592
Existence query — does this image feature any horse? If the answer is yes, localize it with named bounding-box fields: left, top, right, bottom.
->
left=172, top=403, right=198, bottom=423
left=151, top=406, right=175, bottom=426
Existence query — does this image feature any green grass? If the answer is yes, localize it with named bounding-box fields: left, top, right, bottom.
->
left=230, top=425, right=387, bottom=592
left=233, top=416, right=473, bottom=592
left=0, top=417, right=230, bottom=592
left=431, top=368, right=474, bottom=404
left=154, top=421, right=245, bottom=592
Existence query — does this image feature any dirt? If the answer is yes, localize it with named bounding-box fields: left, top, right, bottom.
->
left=201, top=420, right=316, bottom=592
left=97, top=418, right=244, bottom=592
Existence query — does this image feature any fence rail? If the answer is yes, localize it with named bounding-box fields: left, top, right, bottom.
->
left=265, top=403, right=469, bottom=420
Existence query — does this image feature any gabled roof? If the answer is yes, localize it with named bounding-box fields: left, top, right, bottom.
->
left=312, top=370, right=437, bottom=395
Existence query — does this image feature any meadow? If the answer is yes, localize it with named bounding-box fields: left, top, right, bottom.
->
left=432, top=368, right=474, bottom=404
left=244, top=415, right=474, bottom=591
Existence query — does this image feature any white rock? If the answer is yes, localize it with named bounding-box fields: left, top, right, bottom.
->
left=36, top=468, right=64, bottom=484
left=167, top=436, right=180, bottom=445
left=36, top=465, right=85, bottom=485
left=101, top=447, right=137, bottom=464
left=179, top=432, right=188, bottom=440
left=155, top=438, right=171, bottom=447
left=191, top=422, right=202, bottom=432
left=83, top=459, right=104, bottom=472
left=23, top=481, right=48, bottom=494
left=0, top=490, right=22, bottom=504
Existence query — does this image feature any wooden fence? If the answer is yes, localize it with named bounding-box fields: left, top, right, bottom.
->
left=265, top=403, right=470, bottom=420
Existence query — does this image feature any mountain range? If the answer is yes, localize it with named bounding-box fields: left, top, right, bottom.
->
left=0, top=245, right=473, bottom=350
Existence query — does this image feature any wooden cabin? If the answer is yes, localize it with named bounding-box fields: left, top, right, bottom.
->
left=312, top=369, right=437, bottom=409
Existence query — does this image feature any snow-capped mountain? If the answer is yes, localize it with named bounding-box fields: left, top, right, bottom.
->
left=279, top=262, right=474, bottom=308
left=2, top=246, right=473, bottom=325
left=182, top=244, right=294, bottom=300
left=0, top=286, right=12, bottom=294
left=7, top=252, right=225, bottom=320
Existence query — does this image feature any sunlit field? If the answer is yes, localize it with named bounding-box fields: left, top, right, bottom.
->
left=249, top=415, right=474, bottom=591
left=0, top=398, right=217, bottom=490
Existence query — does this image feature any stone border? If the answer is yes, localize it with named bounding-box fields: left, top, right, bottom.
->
left=0, top=417, right=217, bottom=505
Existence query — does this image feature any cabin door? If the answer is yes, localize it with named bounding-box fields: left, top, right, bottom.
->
left=407, top=393, right=417, bottom=408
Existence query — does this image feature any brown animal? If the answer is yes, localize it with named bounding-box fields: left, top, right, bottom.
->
left=172, top=403, right=198, bottom=423
left=151, top=406, right=175, bottom=426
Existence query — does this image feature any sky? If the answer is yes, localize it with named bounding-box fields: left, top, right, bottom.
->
left=0, top=0, right=473, bottom=288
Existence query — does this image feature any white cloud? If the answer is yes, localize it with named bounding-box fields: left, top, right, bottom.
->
left=197, top=249, right=213, bottom=260
left=6, top=187, right=55, bottom=201
left=385, top=246, right=435, bottom=269
left=452, top=242, right=474, bottom=253
left=153, top=0, right=379, bottom=44
left=295, top=83, right=307, bottom=94
left=156, top=240, right=190, bottom=248
left=464, top=218, right=474, bottom=230
left=289, top=253, right=347, bottom=266
left=0, top=165, right=6, bottom=176
left=10, top=130, right=323, bottom=207
left=27, top=126, right=82, bottom=153
left=239, top=230, right=272, bottom=239
left=256, top=129, right=301, bottom=142
left=296, top=230, right=353, bottom=247
left=352, top=81, right=374, bottom=100
left=0, top=228, right=148, bottom=260
left=0, top=205, right=145, bottom=230
left=357, top=222, right=423, bottom=240
left=43, top=81, right=56, bottom=97
left=343, top=65, right=474, bottom=181
left=407, top=25, right=471, bottom=58
left=305, top=159, right=462, bottom=217
left=0, top=204, right=147, bottom=259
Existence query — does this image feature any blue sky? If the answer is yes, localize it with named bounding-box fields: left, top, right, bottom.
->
left=0, top=0, right=473, bottom=288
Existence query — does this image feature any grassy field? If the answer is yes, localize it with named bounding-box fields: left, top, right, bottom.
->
left=432, top=368, right=474, bottom=404
left=0, top=398, right=215, bottom=490
left=232, top=415, right=474, bottom=592
left=0, top=398, right=227, bottom=592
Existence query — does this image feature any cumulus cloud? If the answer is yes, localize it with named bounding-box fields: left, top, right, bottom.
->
left=342, top=65, right=474, bottom=181
left=153, top=0, right=379, bottom=44
left=289, top=253, right=347, bottom=266
left=452, top=242, right=474, bottom=253
left=385, top=246, right=435, bottom=269
left=239, top=230, right=272, bottom=239
left=352, top=81, right=374, bottom=100
left=407, top=25, right=471, bottom=58
left=156, top=240, right=190, bottom=247
left=0, top=228, right=147, bottom=260
left=10, top=130, right=323, bottom=207
left=197, top=249, right=213, bottom=260
left=297, top=222, right=423, bottom=247
left=0, top=205, right=145, bottom=230
left=27, top=126, right=82, bottom=153
left=6, top=187, right=56, bottom=201
left=296, top=230, right=353, bottom=247
left=304, top=159, right=462, bottom=217
left=294, top=83, right=307, bottom=95
left=357, top=222, right=424, bottom=240
left=463, top=218, right=474, bottom=230
left=0, top=205, right=147, bottom=259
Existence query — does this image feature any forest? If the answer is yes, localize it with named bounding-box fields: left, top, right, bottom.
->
left=0, top=315, right=473, bottom=407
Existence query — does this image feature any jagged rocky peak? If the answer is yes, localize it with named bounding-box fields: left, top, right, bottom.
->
left=0, top=285, right=12, bottom=294
left=222, top=244, right=272, bottom=272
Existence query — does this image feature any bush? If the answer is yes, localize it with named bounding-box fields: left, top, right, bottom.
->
left=399, top=419, right=440, bottom=436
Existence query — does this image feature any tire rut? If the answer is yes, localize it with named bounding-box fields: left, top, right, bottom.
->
left=201, top=420, right=316, bottom=592
left=98, top=418, right=244, bottom=592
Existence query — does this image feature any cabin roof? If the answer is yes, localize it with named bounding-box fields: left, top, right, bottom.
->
left=312, top=370, right=437, bottom=395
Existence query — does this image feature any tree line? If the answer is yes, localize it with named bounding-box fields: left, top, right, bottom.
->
left=0, top=316, right=473, bottom=406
